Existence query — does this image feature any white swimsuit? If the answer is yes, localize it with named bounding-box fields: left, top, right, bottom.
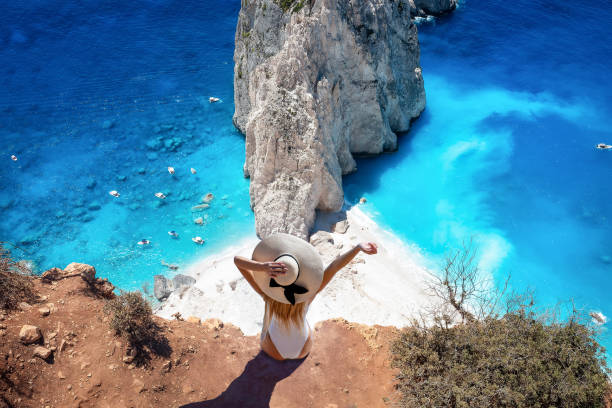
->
left=262, top=302, right=311, bottom=359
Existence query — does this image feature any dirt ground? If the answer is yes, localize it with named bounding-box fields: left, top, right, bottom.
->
left=0, top=273, right=402, bottom=408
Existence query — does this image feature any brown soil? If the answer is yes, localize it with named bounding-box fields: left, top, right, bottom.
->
left=0, top=275, right=402, bottom=408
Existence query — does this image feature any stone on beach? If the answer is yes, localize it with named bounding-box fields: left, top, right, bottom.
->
left=332, top=220, right=349, bottom=234
left=202, top=193, right=214, bottom=203
left=154, top=274, right=196, bottom=301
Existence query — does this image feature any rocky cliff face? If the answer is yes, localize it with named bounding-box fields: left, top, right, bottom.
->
left=233, top=0, right=452, bottom=239
left=410, top=0, right=457, bottom=17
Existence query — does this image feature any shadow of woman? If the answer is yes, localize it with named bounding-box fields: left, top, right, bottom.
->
left=180, top=351, right=305, bottom=408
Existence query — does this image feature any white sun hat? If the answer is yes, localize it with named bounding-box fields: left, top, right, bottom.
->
left=251, top=233, right=324, bottom=305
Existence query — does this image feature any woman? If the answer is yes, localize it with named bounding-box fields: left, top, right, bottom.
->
left=234, top=232, right=378, bottom=360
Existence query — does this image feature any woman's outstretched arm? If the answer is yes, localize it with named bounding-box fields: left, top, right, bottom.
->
left=316, top=242, right=378, bottom=295
left=233, top=256, right=288, bottom=297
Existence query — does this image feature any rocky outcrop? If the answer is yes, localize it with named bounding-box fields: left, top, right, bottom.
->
left=153, top=274, right=196, bottom=301
left=233, top=0, right=427, bottom=239
left=410, top=0, right=457, bottom=17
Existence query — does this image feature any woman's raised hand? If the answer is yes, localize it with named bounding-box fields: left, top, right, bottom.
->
left=358, top=242, right=378, bottom=255
left=260, top=261, right=288, bottom=278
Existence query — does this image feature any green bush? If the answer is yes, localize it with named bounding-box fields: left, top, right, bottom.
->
left=275, top=0, right=306, bottom=13
left=104, top=291, right=155, bottom=346
left=0, top=244, right=36, bottom=310
left=392, top=309, right=610, bottom=407
left=391, top=242, right=610, bottom=407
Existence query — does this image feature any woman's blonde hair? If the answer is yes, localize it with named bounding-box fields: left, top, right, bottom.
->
left=263, top=293, right=306, bottom=329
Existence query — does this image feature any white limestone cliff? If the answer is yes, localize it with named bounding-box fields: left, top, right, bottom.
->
left=233, top=0, right=453, bottom=239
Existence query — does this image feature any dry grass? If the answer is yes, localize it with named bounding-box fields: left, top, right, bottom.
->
left=0, top=244, right=37, bottom=310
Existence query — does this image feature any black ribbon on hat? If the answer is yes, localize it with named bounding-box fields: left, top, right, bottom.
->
left=269, top=254, right=308, bottom=305
left=269, top=278, right=308, bottom=305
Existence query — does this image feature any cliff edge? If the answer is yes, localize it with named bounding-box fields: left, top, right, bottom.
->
left=0, top=266, right=401, bottom=407
left=233, top=0, right=439, bottom=239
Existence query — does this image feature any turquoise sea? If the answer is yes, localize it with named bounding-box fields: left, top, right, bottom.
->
left=1, top=1, right=610, bottom=350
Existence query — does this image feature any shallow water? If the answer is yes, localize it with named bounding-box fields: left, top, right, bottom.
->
left=345, top=0, right=612, bottom=352
left=0, top=0, right=254, bottom=290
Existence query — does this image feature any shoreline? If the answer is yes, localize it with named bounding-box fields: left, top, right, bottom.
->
left=155, top=204, right=439, bottom=336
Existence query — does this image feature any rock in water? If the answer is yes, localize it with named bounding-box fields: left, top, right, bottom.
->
left=410, top=0, right=457, bottom=17
left=234, top=0, right=426, bottom=239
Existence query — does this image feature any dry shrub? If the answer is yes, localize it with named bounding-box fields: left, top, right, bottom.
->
left=0, top=244, right=37, bottom=310
left=103, top=291, right=171, bottom=365
left=391, top=241, right=610, bottom=408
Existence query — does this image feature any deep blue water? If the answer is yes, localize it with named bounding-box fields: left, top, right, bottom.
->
left=1, top=0, right=610, bottom=354
left=345, top=0, right=612, bottom=352
left=0, top=0, right=254, bottom=290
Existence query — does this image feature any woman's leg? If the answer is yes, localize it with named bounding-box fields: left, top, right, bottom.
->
left=261, top=332, right=312, bottom=360
left=261, top=332, right=285, bottom=360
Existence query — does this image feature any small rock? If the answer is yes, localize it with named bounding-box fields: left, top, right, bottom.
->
left=161, top=360, right=172, bottom=373
left=191, top=204, right=210, bottom=211
left=87, top=202, right=101, bottom=211
left=202, top=193, right=214, bottom=203
left=96, top=280, right=115, bottom=298
left=38, top=307, right=50, bottom=317
left=153, top=275, right=172, bottom=301
left=182, top=384, right=194, bottom=394
left=41, top=267, right=63, bottom=282
left=359, top=197, right=367, bottom=204
left=18, top=302, right=32, bottom=311
left=64, top=262, right=96, bottom=284
left=132, top=378, right=146, bottom=393
left=172, top=274, right=196, bottom=289
left=58, top=371, right=66, bottom=379
left=202, top=318, right=224, bottom=331
left=194, top=217, right=203, bottom=225
left=19, top=325, right=42, bottom=344
left=33, top=346, right=52, bottom=360
left=67, top=384, right=72, bottom=390
left=101, top=120, right=114, bottom=129
left=187, top=316, right=201, bottom=325
left=332, top=220, right=349, bottom=234
left=309, top=231, right=334, bottom=248
left=86, top=178, right=97, bottom=189
left=122, top=355, right=134, bottom=364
